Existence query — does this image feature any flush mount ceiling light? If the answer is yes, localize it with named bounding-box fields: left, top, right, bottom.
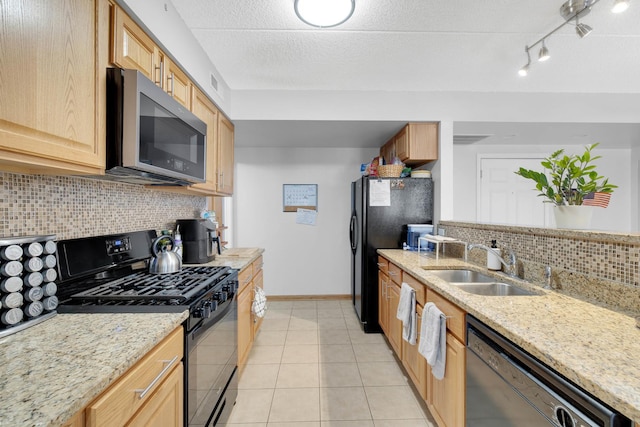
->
left=518, top=0, right=631, bottom=76
left=295, top=0, right=356, bottom=28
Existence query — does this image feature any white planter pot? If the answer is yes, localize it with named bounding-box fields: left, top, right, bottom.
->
left=553, top=206, right=594, bottom=229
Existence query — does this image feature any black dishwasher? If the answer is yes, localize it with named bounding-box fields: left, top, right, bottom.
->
left=466, top=315, right=631, bottom=427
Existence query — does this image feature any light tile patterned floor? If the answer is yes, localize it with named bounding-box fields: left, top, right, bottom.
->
left=227, top=299, right=436, bottom=427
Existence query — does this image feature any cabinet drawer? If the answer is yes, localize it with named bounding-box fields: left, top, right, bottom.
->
left=401, top=272, right=426, bottom=306
left=427, top=290, right=466, bottom=343
left=238, top=266, right=253, bottom=292
left=252, top=255, right=263, bottom=275
left=86, top=326, right=184, bottom=427
left=388, top=262, right=402, bottom=285
left=377, top=256, right=389, bottom=274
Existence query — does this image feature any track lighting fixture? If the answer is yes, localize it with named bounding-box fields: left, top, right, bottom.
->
left=519, top=48, right=531, bottom=76
left=576, top=21, right=594, bottom=37
left=518, top=0, right=631, bottom=76
left=538, top=41, right=551, bottom=62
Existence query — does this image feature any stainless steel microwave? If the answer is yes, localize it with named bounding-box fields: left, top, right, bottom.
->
left=106, top=68, right=207, bottom=186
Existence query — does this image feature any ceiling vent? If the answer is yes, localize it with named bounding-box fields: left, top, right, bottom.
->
left=453, top=134, right=492, bottom=144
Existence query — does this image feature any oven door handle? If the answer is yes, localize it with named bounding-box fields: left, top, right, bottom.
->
left=135, top=355, right=179, bottom=399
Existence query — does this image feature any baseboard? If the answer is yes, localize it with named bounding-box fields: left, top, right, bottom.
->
left=267, top=294, right=351, bottom=301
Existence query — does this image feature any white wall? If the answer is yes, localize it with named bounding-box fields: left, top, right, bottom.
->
left=452, top=144, right=633, bottom=232
left=234, top=147, right=379, bottom=296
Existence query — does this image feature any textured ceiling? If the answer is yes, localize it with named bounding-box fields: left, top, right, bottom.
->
left=168, top=0, right=640, bottom=148
left=170, top=0, right=640, bottom=93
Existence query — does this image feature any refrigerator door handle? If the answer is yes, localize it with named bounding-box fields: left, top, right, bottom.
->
left=350, top=214, right=358, bottom=252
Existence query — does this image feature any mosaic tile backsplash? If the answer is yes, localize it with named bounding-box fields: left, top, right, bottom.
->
left=439, top=221, right=640, bottom=315
left=0, top=173, right=206, bottom=240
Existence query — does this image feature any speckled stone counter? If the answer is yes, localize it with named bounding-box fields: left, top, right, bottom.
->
left=0, top=311, right=187, bottom=427
left=378, top=249, right=640, bottom=423
left=186, top=247, right=264, bottom=271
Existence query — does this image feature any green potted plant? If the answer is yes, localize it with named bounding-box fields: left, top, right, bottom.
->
left=515, top=143, right=617, bottom=228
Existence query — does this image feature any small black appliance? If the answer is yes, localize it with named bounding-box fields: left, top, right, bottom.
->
left=176, top=219, right=220, bottom=264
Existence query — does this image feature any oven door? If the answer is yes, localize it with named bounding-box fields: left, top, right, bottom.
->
left=186, top=291, right=237, bottom=426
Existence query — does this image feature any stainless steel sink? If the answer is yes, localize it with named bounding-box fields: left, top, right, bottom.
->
left=424, top=269, right=495, bottom=283
left=451, top=282, right=537, bottom=296
left=424, top=269, right=539, bottom=296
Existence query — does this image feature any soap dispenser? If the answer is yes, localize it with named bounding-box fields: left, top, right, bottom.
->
left=487, top=240, right=502, bottom=271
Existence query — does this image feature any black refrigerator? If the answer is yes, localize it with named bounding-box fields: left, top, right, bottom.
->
left=350, top=176, right=434, bottom=333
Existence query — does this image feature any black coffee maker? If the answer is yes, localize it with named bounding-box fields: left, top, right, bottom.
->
left=176, top=219, right=220, bottom=264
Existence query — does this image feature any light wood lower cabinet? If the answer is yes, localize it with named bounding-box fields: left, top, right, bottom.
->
left=237, top=255, right=264, bottom=369
left=0, top=0, right=108, bottom=176
left=402, top=303, right=427, bottom=400
left=378, top=271, right=389, bottom=334
left=427, top=333, right=466, bottom=427
left=62, top=411, right=84, bottom=427
left=377, top=255, right=467, bottom=427
left=237, top=279, right=253, bottom=368
left=386, top=281, right=403, bottom=358
left=85, top=326, right=184, bottom=427
left=127, top=364, right=184, bottom=427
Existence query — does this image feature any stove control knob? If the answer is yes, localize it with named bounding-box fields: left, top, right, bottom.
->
left=215, top=291, right=228, bottom=303
left=195, top=301, right=213, bottom=319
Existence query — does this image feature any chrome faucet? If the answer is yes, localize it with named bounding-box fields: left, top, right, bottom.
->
left=467, top=243, right=518, bottom=278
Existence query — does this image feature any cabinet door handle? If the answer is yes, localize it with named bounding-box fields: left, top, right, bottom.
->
left=134, top=355, right=178, bottom=399
left=167, top=72, right=174, bottom=96
left=389, top=271, right=398, bottom=276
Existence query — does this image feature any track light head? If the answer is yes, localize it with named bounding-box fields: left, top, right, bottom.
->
left=519, top=47, right=531, bottom=76
left=611, top=0, right=630, bottom=13
left=538, top=42, right=550, bottom=62
left=576, top=22, right=593, bottom=37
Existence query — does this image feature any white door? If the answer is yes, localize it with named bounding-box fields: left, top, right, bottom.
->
left=478, top=157, right=552, bottom=227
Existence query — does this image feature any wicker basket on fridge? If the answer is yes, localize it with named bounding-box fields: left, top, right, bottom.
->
left=377, top=164, right=404, bottom=178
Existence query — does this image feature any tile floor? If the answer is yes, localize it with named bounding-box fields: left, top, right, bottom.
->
left=227, top=299, right=436, bottom=427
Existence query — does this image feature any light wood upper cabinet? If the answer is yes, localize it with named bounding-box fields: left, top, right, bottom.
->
left=183, top=87, right=219, bottom=194
left=165, top=59, right=192, bottom=109
left=111, top=5, right=160, bottom=84
left=380, top=122, right=439, bottom=167
left=217, top=115, right=235, bottom=195
left=0, top=0, right=108, bottom=175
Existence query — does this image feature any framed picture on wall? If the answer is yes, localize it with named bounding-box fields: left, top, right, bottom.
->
left=283, top=184, right=318, bottom=212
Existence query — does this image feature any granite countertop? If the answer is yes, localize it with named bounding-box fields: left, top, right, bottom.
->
left=186, top=247, right=264, bottom=270
left=379, top=249, right=640, bottom=423
left=0, top=247, right=264, bottom=426
left=0, top=311, right=188, bottom=427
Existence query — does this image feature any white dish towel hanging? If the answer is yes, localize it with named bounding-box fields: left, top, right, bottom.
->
left=396, top=282, right=417, bottom=345
left=252, top=286, right=268, bottom=318
left=418, top=302, right=447, bottom=380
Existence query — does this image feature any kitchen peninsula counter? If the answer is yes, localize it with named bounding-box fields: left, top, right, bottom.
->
left=379, top=249, right=640, bottom=423
left=0, top=311, right=188, bottom=426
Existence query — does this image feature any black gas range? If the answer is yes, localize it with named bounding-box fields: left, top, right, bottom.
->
left=56, top=230, right=238, bottom=427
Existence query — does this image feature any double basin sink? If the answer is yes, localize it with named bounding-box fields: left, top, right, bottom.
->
left=423, top=269, right=539, bottom=296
